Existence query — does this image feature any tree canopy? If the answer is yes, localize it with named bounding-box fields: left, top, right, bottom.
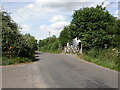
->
left=1, top=11, right=37, bottom=58
left=59, top=5, right=119, bottom=49
left=59, top=26, right=72, bottom=47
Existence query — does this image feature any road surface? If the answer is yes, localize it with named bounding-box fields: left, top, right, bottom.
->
left=2, top=52, right=118, bottom=88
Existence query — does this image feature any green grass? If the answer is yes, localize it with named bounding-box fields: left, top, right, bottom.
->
left=79, top=47, right=119, bottom=72
left=1, top=56, right=32, bottom=66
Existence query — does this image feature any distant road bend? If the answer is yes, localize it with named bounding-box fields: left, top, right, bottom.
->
left=2, top=52, right=118, bottom=88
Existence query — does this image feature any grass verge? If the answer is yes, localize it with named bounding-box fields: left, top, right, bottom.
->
left=79, top=47, right=119, bottom=72
left=2, top=56, right=33, bottom=66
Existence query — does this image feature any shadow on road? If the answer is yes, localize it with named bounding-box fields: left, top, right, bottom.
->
left=33, top=58, right=40, bottom=62
left=35, top=52, right=43, bottom=55
left=33, top=52, right=43, bottom=62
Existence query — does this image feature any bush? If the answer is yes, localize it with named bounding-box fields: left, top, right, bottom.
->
left=86, top=48, right=100, bottom=58
left=1, top=11, right=37, bottom=58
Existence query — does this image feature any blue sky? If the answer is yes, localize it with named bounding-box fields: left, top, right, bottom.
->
left=1, top=0, right=119, bottom=41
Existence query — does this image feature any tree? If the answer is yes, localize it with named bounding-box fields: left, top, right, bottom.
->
left=70, top=5, right=117, bottom=49
left=1, top=11, right=21, bottom=56
left=38, top=36, right=61, bottom=52
left=1, top=10, right=37, bottom=58
left=18, top=34, right=38, bottom=57
left=109, top=19, right=120, bottom=48
left=59, top=26, right=72, bottom=47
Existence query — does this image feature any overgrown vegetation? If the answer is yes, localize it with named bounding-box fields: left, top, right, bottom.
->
left=38, top=35, right=62, bottom=53
left=80, top=47, right=119, bottom=71
left=2, top=57, right=33, bottom=65
left=59, top=5, right=119, bottom=49
left=1, top=10, right=38, bottom=65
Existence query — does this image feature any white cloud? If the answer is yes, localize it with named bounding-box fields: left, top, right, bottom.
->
left=12, top=2, right=56, bottom=23
left=49, top=15, right=66, bottom=23
left=21, top=24, right=31, bottom=32
left=11, top=0, right=114, bottom=24
left=40, top=21, right=70, bottom=36
left=115, top=10, right=118, bottom=17
left=115, top=9, right=120, bottom=19
left=118, top=10, right=120, bottom=19
left=2, top=0, right=119, bottom=2
left=2, top=0, right=34, bottom=2
left=89, top=1, right=110, bottom=8
left=102, top=1, right=110, bottom=7
left=11, top=0, right=103, bottom=23
left=36, top=0, right=93, bottom=12
left=89, top=2, right=101, bottom=7
left=36, top=0, right=104, bottom=3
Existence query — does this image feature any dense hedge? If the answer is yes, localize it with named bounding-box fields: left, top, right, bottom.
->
left=1, top=11, right=37, bottom=58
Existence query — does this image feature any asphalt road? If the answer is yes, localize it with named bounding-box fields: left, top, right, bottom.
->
left=2, top=52, right=118, bottom=88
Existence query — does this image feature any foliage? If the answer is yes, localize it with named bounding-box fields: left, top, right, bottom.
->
left=59, top=5, right=119, bottom=49
left=110, top=20, right=120, bottom=48
left=21, top=34, right=38, bottom=57
left=80, top=47, right=119, bottom=71
left=1, top=10, right=37, bottom=61
left=59, top=26, right=72, bottom=47
left=71, top=5, right=118, bottom=48
left=38, top=35, right=62, bottom=53
left=2, top=57, right=32, bottom=65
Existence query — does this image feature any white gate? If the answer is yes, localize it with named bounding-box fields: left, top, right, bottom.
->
left=64, top=38, right=82, bottom=54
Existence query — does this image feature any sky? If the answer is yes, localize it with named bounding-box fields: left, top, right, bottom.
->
left=1, top=0, right=119, bottom=41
